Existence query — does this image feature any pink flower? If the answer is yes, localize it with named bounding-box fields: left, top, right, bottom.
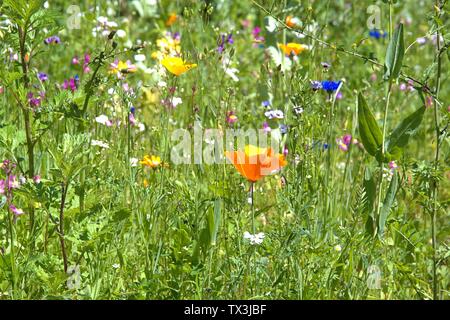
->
left=337, top=141, right=348, bottom=152
left=337, top=134, right=352, bottom=152
left=388, top=161, right=398, bottom=170
left=262, top=122, right=272, bottom=133
left=426, top=96, right=433, bottom=108
left=0, top=175, right=20, bottom=194
left=129, top=113, right=136, bottom=126
left=33, top=175, right=41, bottom=184
left=83, top=53, right=91, bottom=73
left=9, top=204, right=24, bottom=216
left=226, top=111, right=238, bottom=124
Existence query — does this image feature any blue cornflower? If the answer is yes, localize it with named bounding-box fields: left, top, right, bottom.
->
left=321, top=81, right=341, bottom=92
left=130, top=106, right=136, bottom=114
left=369, top=29, right=387, bottom=39
left=262, top=100, right=271, bottom=107
left=310, top=81, right=322, bottom=90
left=279, top=124, right=288, bottom=134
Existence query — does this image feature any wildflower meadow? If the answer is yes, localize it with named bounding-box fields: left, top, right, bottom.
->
left=0, top=0, right=449, bottom=301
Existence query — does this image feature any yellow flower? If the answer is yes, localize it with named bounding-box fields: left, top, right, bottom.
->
left=161, top=56, right=197, bottom=76
left=166, top=13, right=177, bottom=26
left=278, top=43, right=308, bottom=56
left=109, top=60, right=137, bottom=77
left=140, top=155, right=162, bottom=168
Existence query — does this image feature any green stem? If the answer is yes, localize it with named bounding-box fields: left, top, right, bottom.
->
left=375, top=80, right=393, bottom=233
left=59, top=182, right=69, bottom=273
left=431, top=0, right=442, bottom=300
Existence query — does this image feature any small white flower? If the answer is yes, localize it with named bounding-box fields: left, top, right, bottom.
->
left=134, top=54, right=146, bottom=62
left=416, top=37, right=427, bottom=45
left=294, top=106, right=304, bottom=115
left=244, top=231, right=265, bottom=245
left=112, top=263, right=120, bottom=269
left=225, top=67, right=240, bottom=82
left=116, top=29, right=126, bottom=38
left=130, top=158, right=138, bottom=167
left=91, top=140, right=109, bottom=149
left=265, top=110, right=284, bottom=119
left=95, top=114, right=112, bottom=127
left=171, top=97, right=182, bottom=107
left=137, top=122, right=145, bottom=132
left=334, top=244, right=342, bottom=252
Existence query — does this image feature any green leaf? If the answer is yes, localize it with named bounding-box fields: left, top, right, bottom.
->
left=378, top=172, right=399, bottom=237
left=363, top=168, right=376, bottom=236
left=384, top=23, right=405, bottom=80
left=0, top=196, right=6, bottom=209
left=357, top=93, right=382, bottom=157
left=386, top=105, right=426, bottom=158
left=207, top=199, right=221, bottom=246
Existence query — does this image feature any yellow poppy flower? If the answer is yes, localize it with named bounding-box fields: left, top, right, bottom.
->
left=161, top=56, right=197, bottom=76
left=278, top=43, right=308, bottom=56
left=140, top=155, right=162, bottom=168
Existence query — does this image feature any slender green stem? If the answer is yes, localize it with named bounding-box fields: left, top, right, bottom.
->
left=59, top=182, right=69, bottom=273
left=375, top=81, right=393, bottom=233
left=431, top=0, right=442, bottom=300
left=389, top=1, right=393, bottom=40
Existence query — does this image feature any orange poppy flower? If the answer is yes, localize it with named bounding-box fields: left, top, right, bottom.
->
left=225, top=145, right=287, bottom=182
left=285, top=16, right=300, bottom=28
left=166, top=13, right=177, bottom=26
left=278, top=43, right=308, bottom=56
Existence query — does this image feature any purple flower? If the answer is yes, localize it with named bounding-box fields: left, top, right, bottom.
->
left=27, top=92, right=41, bottom=108
left=217, top=33, right=234, bottom=54
left=342, top=134, right=352, bottom=146
left=44, top=36, right=61, bottom=45
left=38, top=72, right=48, bottom=82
